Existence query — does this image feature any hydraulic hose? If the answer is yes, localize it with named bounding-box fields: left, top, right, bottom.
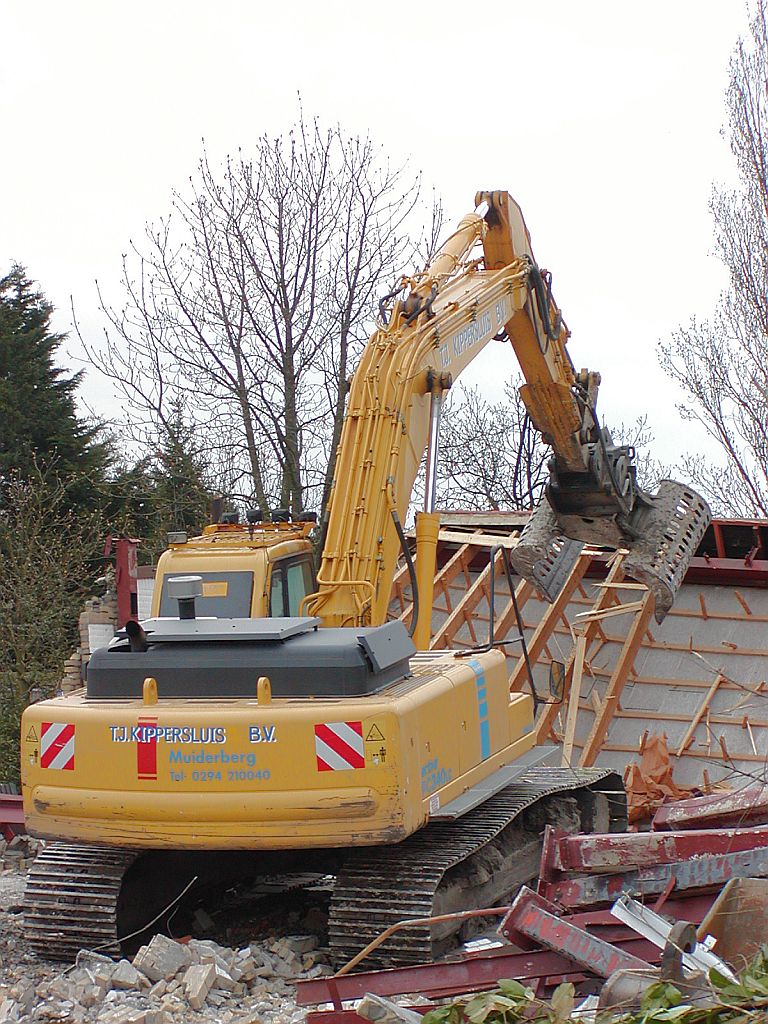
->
left=391, top=508, right=419, bottom=638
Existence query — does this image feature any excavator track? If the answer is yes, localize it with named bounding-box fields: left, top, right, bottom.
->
left=329, top=767, right=625, bottom=967
left=25, top=844, right=139, bottom=961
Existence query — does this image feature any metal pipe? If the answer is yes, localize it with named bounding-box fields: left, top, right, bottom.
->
left=335, top=905, right=513, bottom=976
left=424, top=388, right=443, bottom=514
left=412, top=511, right=440, bottom=649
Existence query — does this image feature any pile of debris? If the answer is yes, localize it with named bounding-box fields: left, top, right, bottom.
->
left=0, top=898, right=331, bottom=1024
left=0, top=835, right=40, bottom=873
left=296, top=785, right=768, bottom=1024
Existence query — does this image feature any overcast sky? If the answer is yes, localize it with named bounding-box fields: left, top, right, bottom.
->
left=0, top=1, right=749, bottom=471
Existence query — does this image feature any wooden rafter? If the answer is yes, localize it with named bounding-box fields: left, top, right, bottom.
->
left=561, top=634, right=586, bottom=767
left=431, top=552, right=501, bottom=649
left=392, top=542, right=471, bottom=627
left=578, top=589, right=657, bottom=767
left=508, top=551, right=593, bottom=693
left=676, top=674, right=726, bottom=757
left=534, top=554, right=627, bottom=743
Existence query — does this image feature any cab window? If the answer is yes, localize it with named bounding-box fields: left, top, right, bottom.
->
left=269, top=572, right=284, bottom=616
left=286, top=560, right=315, bottom=615
left=159, top=571, right=254, bottom=617
left=269, top=557, right=315, bottom=616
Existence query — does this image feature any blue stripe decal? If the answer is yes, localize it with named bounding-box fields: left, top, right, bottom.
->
left=480, top=721, right=491, bottom=758
left=468, top=659, right=491, bottom=759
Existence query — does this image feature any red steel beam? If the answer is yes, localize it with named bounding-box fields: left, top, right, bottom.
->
left=298, top=893, right=718, bottom=1010
left=653, top=785, right=768, bottom=831
left=541, top=823, right=768, bottom=875
left=541, top=844, right=768, bottom=908
left=499, top=887, right=649, bottom=978
left=296, top=936, right=660, bottom=1007
left=0, top=793, right=24, bottom=842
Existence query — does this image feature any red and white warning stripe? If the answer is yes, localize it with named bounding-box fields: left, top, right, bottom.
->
left=314, top=721, right=364, bottom=772
left=40, top=722, right=76, bottom=771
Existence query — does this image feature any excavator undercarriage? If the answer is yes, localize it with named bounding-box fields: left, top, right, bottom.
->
left=25, top=766, right=624, bottom=966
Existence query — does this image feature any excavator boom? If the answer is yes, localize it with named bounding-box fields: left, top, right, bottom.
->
left=309, top=191, right=710, bottom=630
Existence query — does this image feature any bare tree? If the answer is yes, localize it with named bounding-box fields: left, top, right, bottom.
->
left=659, top=0, right=768, bottom=516
left=426, top=381, right=671, bottom=516
left=81, top=116, right=439, bottom=518
left=434, top=377, right=550, bottom=511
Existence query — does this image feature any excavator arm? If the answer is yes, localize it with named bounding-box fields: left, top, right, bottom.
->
left=305, top=192, right=710, bottom=635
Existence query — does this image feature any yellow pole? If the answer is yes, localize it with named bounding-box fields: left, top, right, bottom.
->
left=412, top=511, right=440, bottom=650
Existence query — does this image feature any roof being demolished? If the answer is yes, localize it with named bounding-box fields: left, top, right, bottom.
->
left=391, top=514, right=768, bottom=793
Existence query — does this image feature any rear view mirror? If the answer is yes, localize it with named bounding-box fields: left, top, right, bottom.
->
left=549, top=660, right=565, bottom=702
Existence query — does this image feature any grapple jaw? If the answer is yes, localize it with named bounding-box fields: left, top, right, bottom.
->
left=510, top=480, right=711, bottom=622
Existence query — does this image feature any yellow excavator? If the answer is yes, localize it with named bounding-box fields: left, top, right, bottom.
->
left=21, top=192, right=710, bottom=966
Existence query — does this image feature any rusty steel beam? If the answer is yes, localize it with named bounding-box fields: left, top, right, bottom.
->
left=540, top=844, right=768, bottom=909
left=653, top=784, right=768, bottom=831
left=498, top=887, right=650, bottom=978
left=540, top=823, right=768, bottom=876
left=298, top=893, right=719, bottom=1014
left=296, top=934, right=660, bottom=1008
left=0, top=793, right=24, bottom=842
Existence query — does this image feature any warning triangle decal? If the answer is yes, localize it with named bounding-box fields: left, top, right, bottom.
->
left=365, top=724, right=385, bottom=742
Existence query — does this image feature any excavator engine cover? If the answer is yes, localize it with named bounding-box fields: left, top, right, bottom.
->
left=510, top=480, right=711, bottom=621
left=87, top=618, right=417, bottom=699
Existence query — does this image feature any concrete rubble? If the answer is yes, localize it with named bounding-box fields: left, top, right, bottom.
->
left=0, top=871, right=331, bottom=1024
left=0, top=836, right=41, bottom=874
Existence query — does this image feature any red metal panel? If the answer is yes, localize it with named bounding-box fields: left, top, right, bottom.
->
left=0, top=793, right=25, bottom=841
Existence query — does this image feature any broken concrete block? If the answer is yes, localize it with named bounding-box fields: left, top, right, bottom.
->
left=111, top=958, right=143, bottom=990
left=78, top=984, right=104, bottom=1008
left=8, top=978, right=35, bottom=1014
left=133, top=934, right=191, bottom=982
left=212, top=962, right=236, bottom=991
left=199, top=950, right=231, bottom=974
left=237, top=955, right=257, bottom=981
left=46, top=976, right=74, bottom=1001
left=147, top=979, right=167, bottom=999
left=92, top=964, right=115, bottom=990
left=99, top=1009, right=149, bottom=1024
left=0, top=997, right=19, bottom=1022
left=284, top=934, right=318, bottom=955
left=356, top=994, right=425, bottom=1024
left=184, top=963, right=215, bottom=1010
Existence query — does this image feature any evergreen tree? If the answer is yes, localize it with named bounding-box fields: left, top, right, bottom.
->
left=0, top=264, right=109, bottom=505
left=107, top=412, right=213, bottom=561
